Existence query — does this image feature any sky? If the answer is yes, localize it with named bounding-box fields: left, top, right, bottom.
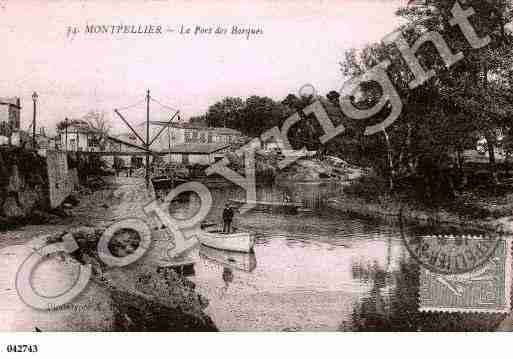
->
left=0, top=0, right=404, bottom=134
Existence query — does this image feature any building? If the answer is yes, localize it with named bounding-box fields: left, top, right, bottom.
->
left=136, top=121, right=243, bottom=152
left=162, top=143, right=231, bottom=165
left=35, top=132, right=56, bottom=151
left=57, top=119, right=103, bottom=152
left=0, top=97, right=21, bottom=145
left=106, top=132, right=145, bottom=168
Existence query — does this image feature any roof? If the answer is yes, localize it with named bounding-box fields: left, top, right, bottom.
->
left=58, top=126, right=102, bottom=134
left=144, top=121, right=241, bottom=135
left=208, top=127, right=241, bottom=135
left=107, top=135, right=159, bottom=155
left=57, top=119, right=103, bottom=133
left=113, top=132, right=139, bottom=143
left=0, top=97, right=20, bottom=107
left=162, top=143, right=230, bottom=154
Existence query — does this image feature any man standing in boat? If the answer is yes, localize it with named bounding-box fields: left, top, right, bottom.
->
left=222, top=203, right=235, bottom=234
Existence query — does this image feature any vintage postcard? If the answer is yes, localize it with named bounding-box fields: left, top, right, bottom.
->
left=1, top=0, right=513, bottom=343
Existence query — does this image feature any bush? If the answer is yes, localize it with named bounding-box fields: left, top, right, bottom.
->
left=343, top=175, right=388, bottom=200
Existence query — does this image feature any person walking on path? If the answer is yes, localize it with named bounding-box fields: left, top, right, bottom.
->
left=222, top=203, right=235, bottom=234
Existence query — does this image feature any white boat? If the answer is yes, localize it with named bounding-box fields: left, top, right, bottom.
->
left=229, top=198, right=302, bottom=214
left=198, top=229, right=256, bottom=253
left=230, top=198, right=302, bottom=208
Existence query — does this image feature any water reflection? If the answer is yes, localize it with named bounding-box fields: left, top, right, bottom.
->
left=222, top=267, right=234, bottom=294
left=160, top=182, right=508, bottom=331
left=199, top=245, right=257, bottom=273
left=345, top=256, right=506, bottom=331
left=226, top=182, right=345, bottom=212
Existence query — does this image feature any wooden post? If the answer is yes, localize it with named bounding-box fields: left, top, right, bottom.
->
left=146, top=89, right=150, bottom=188
left=32, top=92, right=38, bottom=149
left=65, top=118, right=68, bottom=151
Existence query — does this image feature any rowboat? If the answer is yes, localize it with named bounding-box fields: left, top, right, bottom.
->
left=229, top=199, right=302, bottom=214
left=198, top=228, right=256, bottom=253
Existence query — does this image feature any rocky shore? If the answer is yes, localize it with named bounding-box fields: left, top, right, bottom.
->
left=16, top=227, right=217, bottom=331
left=327, top=194, right=513, bottom=234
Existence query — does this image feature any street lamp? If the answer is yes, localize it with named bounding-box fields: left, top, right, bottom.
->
left=32, top=92, right=38, bottom=149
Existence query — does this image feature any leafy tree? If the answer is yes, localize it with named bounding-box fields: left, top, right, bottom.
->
left=240, top=95, right=288, bottom=137
left=206, top=97, right=244, bottom=128
left=189, top=115, right=207, bottom=127
left=396, top=0, right=513, bottom=184
left=205, top=96, right=289, bottom=138
left=338, top=0, right=513, bottom=193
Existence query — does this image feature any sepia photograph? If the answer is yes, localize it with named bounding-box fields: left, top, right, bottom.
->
left=1, top=0, right=513, bottom=349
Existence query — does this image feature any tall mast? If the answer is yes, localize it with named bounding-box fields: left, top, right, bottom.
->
left=146, top=89, right=150, bottom=188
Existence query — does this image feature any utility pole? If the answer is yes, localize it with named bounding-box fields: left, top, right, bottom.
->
left=32, top=92, right=38, bottom=149
left=146, top=89, right=150, bottom=188
left=113, top=90, right=177, bottom=188
left=65, top=117, right=68, bottom=152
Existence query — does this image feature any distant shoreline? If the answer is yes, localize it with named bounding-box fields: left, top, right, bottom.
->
left=327, top=195, right=511, bottom=234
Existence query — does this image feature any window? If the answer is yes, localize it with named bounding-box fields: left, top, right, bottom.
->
left=0, top=121, right=9, bottom=136
left=88, top=136, right=99, bottom=148
left=185, top=130, right=192, bottom=143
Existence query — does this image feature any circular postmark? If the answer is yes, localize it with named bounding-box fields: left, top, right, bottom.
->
left=401, top=226, right=502, bottom=275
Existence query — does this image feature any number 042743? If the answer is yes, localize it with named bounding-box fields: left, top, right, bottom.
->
left=6, top=345, right=39, bottom=353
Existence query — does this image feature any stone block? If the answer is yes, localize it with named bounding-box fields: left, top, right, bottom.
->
left=7, top=165, right=24, bottom=192
left=3, top=196, right=25, bottom=218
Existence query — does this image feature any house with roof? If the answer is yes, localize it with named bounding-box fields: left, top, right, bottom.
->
left=162, top=143, right=231, bottom=165
left=136, top=121, right=243, bottom=152
left=104, top=132, right=146, bottom=168
left=57, top=119, right=103, bottom=152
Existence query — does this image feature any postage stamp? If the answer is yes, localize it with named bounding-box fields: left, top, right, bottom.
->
left=419, top=238, right=512, bottom=313
left=403, top=233, right=502, bottom=275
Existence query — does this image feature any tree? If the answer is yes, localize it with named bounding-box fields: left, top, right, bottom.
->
left=204, top=96, right=289, bottom=138
left=206, top=97, right=244, bottom=128
left=239, top=96, right=288, bottom=137
left=396, top=0, right=513, bottom=184
left=84, top=110, right=110, bottom=150
left=189, top=115, right=207, bottom=127
left=338, top=0, right=513, bottom=193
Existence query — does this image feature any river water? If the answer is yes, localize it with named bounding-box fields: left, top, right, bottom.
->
left=0, top=179, right=507, bottom=331
left=178, top=181, right=507, bottom=331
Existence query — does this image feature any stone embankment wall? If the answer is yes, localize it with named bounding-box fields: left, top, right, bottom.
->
left=0, top=147, right=78, bottom=223
left=0, top=147, right=50, bottom=221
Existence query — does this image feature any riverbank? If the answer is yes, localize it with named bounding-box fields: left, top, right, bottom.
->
left=327, top=177, right=513, bottom=234
left=0, top=176, right=217, bottom=331
left=0, top=225, right=217, bottom=331
left=67, top=225, right=217, bottom=331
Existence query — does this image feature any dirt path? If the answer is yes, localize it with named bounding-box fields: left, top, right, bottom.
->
left=0, top=176, right=155, bottom=249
